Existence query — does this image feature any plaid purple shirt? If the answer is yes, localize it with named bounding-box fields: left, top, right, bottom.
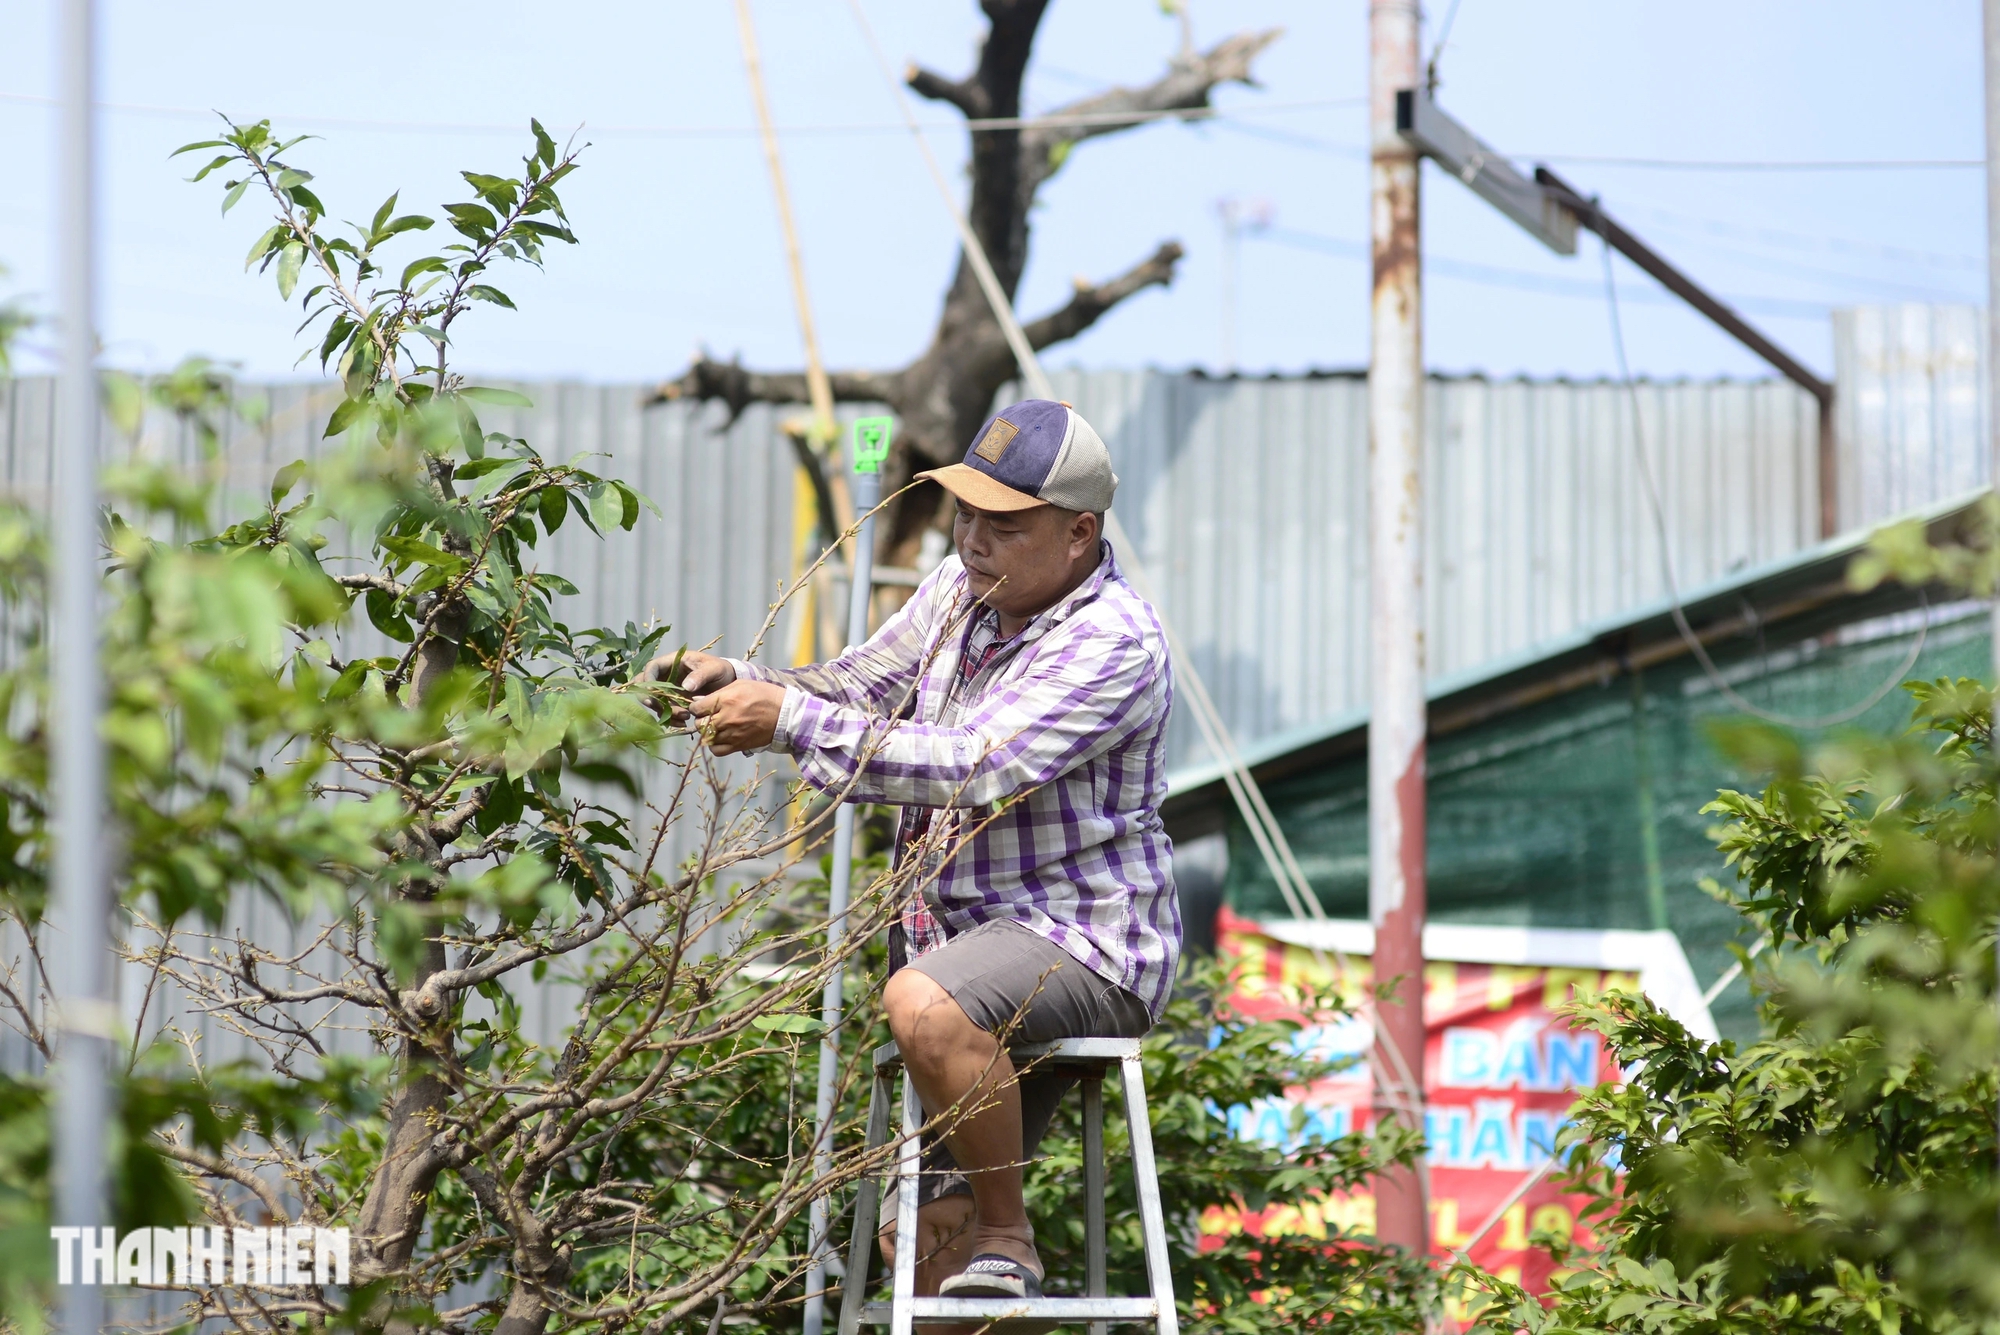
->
left=730, top=542, right=1180, bottom=1019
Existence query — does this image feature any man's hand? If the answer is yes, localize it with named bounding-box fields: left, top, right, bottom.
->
left=635, top=650, right=736, bottom=721
left=690, top=681, right=786, bottom=756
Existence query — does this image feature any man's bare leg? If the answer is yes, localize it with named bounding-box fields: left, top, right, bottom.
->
left=882, top=969, right=1040, bottom=1276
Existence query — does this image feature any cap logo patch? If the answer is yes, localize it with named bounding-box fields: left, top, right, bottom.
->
left=972, top=417, right=1019, bottom=464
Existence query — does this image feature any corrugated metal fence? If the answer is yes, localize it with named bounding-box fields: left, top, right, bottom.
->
left=0, top=306, right=1978, bottom=1074
left=1048, top=367, right=1821, bottom=764
left=1833, top=303, right=1990, bottom=533
left=0, top=364, right=1832, bottom=772
left=13, top=304, right=1985, bottom=774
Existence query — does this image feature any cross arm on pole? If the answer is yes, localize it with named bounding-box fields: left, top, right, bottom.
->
left=1394, top=89, right=1831, bottom=406
left=1395, top=89, right=1577, bottom=255
left=1534, top=166, right=1833, bottom=407
left=1397, top=87, right=1839, bottom=536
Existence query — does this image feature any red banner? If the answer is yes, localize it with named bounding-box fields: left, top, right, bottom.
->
left=1204, top=906, right=1658, bottom=1306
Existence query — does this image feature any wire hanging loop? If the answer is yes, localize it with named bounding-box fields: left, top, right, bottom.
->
left=1599, top=231, right=1929, bottom=730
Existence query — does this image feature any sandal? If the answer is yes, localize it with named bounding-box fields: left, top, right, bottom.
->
left=938, top=1253, right=1045, bottom=1300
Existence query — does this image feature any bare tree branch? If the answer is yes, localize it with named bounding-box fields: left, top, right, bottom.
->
left=905, top=62, right=985, bottom=119
left=658, top=8, right=1279, bottom=569
left=1024, top=242, right=1186, bottom=351
left=645, top=357, right=897, bottom=420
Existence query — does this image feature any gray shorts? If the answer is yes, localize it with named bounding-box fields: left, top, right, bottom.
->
left=898, top=919, right=1151, bottom=1206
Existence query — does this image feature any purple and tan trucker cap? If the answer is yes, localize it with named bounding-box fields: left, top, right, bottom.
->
left=916, top=399, right=1118, bottom=514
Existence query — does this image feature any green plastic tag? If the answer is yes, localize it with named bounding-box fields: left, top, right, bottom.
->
left=852, top=416, right=893, bottom=475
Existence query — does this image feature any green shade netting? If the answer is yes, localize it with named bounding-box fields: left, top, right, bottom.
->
left=1223, top=604, right=1991, bottom=1041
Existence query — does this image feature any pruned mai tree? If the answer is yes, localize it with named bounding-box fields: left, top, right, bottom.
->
left=651, top=1, right=1280, bottom=567
left=0, top=120, right=916, bottom=1334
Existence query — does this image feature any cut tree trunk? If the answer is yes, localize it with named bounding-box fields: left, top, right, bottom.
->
left=652, top=4, right=1279, bottom=568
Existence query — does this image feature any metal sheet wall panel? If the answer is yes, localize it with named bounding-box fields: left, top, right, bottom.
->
left=0, top=378, right=813, bottom=1075
left=0, top=320, right=1961, bottom=1075
left=1833, top=303, right=1989, bottom=531
left=0, top=366, right=1830, bottom=774
left=1044, top=367, right=1819, bottom=771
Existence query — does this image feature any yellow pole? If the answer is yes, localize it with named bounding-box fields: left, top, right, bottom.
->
left=733, top=0, right=851, bottom=535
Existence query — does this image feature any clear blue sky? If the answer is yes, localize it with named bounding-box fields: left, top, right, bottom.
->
left=0, top=0, right=1986, bottom=385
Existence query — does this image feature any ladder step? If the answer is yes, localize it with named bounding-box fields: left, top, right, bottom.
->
left=858, top=1298, right=1158, bottom=1325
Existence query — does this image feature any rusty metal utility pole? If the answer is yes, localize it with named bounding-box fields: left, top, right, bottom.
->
left=1368, top=0, right=1428, bottom=1259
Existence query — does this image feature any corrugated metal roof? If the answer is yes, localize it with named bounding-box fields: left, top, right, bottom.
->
left=1162, top=485, right=1984, bottom=827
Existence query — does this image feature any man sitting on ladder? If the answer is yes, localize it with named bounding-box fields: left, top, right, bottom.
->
left=647, top=399, right=1179, bottom=1301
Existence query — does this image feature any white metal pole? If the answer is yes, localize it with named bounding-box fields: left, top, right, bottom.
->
left=1367, top=0, right=1428, bottom=1258
left=53, top=0, right=109, bottom=1327
left=803, top=449, right=879, bottom=1335
left=1985, top=0, right=2000, bottom=687
left=1981, top=0, right=2000, bottom=1228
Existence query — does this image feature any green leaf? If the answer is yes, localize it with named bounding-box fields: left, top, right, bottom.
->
left=324, top=660, right=369, bottom=701
left=588, top=483, right=624, bottom=535
left=275, top=242, right=305, bottom=300
left=445, top=202, right=498, bottom=236
left=318, top=315, right=353, bottom=368
left=370, top=191, right=398, bottom=237
left=102, top=372, right=145, bottom=436
left=539, top=487, right=567, bottom=535
left=186, top=153, right=234, bottom=183
left=531, top=119, right=557, bottom=168
left=323, top=396, right=365, bottom=439
left=270, top=459, right=307, bottom=504
left=244, top=224, right=284, bottom=271
left=467, top=285, right=516, bottom=310
left=613, top=481, right=641, bottom=530
left=379, top=536, right=466, bottom=573
left=381, top=214, right=434, bottom=239
left=365, top=588, right=413, bottom=643
left=569, top=761, right=640, bottom=798
left=400, top=255, right=448, bottom=289
left=461, top=172, right=519, bottom=211
left=513, top=219, right=576, bottom=243
left=752, top=1014, right=824, bottom=1036
left=454, top=457, right=514, bottom=480
left=1604, top=1294, right=1654, bottom=1321
left=220, top=180, right=248, bottom=214
left=171, top=138, right=229, bottom=157
left=458, top=386, right=533, bottom=408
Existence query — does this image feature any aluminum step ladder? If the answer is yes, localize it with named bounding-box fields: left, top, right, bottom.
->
left=836, top=1036, right=1179, bottom=1335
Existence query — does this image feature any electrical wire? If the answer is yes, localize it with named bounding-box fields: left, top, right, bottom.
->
left=1532, top=153, right=1980, bottom=172
left=1600, top=234, right=1928, bottom=729
left=0, top=87, right=1361, bottom=139
left=1258, top=225, right=1832, bottom=319
left=1425, top=0, right=1469, bottom=89
left=1635, top=204, right=1983, bottom=274
left=1597, top=220, right=1981, bottom=305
